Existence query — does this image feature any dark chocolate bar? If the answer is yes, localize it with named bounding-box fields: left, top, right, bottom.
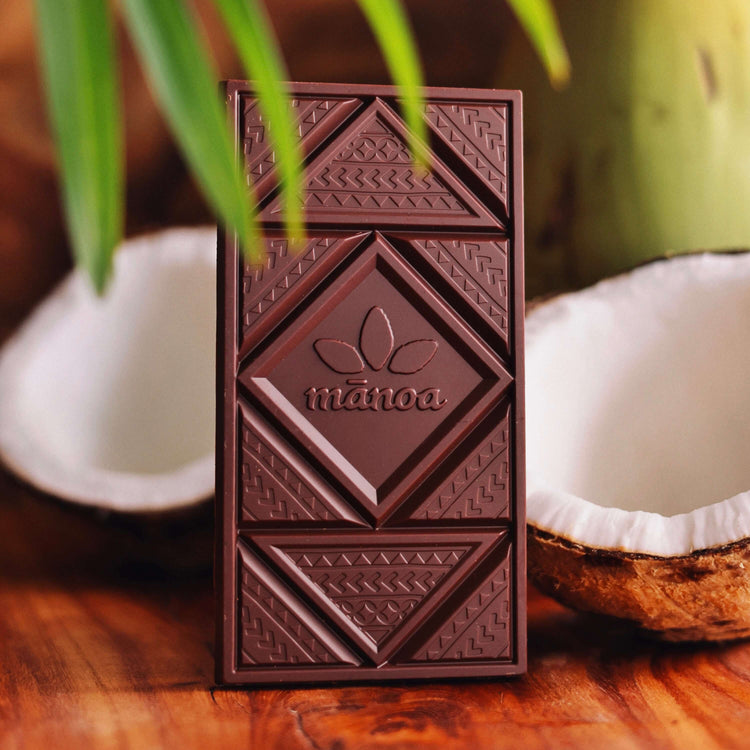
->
left=217, top=82, right=525, bottom=684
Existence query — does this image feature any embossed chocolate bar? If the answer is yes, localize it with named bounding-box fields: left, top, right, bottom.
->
left=217, top=82, right=525, bottom=684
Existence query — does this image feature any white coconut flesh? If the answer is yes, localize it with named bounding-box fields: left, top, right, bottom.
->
left=527, top=252, right=750, bottom=557
left=0, top=227, right=216, bottom=512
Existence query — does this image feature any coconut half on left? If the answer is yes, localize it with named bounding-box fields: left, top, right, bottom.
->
left=0, top=227, right=217, bottom=513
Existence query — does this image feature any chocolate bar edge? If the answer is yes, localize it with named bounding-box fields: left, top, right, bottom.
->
left=215, top=81, right=526, bottom=685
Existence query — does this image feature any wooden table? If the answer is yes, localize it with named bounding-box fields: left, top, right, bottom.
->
left=2, top=467, right=750, bottom=750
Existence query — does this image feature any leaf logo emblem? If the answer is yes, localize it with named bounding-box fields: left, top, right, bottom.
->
left=360, top=307, right=394, bottom=371
left=312, top=340, right=364, bottom=374
left=313, top=306, right=438, bottom=375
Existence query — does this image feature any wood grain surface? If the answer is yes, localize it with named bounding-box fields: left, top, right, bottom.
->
left=2, top=467, right=750, bottom=749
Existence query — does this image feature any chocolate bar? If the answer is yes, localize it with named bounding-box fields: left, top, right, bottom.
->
left=216, top=82, right=525, bottom=684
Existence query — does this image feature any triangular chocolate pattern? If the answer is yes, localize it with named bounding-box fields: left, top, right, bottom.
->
left=239, top=401, right=366, bottom=526
left=406, top=403, right=511, bottom=521
left=241, top=95, right=361, bottom=200
left=254, top=531, right=499, bottom=661
left=425, top=101, right=509, bottom=215
left=238, top=542, right=361, bottom=667
left=262, top=99, right=501, bottom=229
left=240, top=232, right=368, bottom=357
left=398, top=535, right=512, bottom=663
left=394, top=235, right=510, bottom=347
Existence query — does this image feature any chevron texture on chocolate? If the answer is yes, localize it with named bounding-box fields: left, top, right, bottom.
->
left=408, top=237, right=510, bottom=345
left=242, top=95, right=360, bottom=198
left=304, top=115, right=464, bottom=214
left=238, top=545, right=360, bottom=667
left=263, top=100, right=500, bottom=227
left=241, top=234, right=365, bottom=339
left=408, top=407, right=511, bottom=521
left=425, top=101, right=509, bottom=212
left=241, top=423, right=335, bottom=523
left=239, top=404, right=364, bottom=525
left=404, top=541, right=512, bottom=662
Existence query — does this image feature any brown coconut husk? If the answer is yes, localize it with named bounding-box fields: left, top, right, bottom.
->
left=528, top=526, right=750, bottom=642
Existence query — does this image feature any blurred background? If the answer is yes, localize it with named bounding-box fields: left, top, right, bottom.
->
left=5, top=0, right=750, bottom=327
left=7, top=0, right=749, bottom=322
left=0, top=0, right=525, bottom=328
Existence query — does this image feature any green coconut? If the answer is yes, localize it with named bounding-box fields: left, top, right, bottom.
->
left=496, top=0, right=750, bottom=296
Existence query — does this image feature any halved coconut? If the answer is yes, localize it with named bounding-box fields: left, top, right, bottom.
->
left=526, top=252, right=750, bottom=641
left=0, top=227, right=216, bottom=513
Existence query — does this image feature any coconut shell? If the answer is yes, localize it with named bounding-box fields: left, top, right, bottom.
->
left=496, top=0, right=750, bottom=298
left=529, top=526, right=750, bottom=642
left=0, top=227, right=216, bottom=513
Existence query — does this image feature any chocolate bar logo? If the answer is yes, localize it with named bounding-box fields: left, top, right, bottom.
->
left=305, top=306, right=447, bottom=412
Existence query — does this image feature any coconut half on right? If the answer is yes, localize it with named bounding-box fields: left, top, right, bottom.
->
left=526, top=252, right=750, bottom=641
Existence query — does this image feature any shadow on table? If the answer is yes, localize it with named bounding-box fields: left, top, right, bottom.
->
left=0, top=466, right=212, bottom=583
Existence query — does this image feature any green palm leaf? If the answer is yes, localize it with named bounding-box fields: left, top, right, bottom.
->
left=36, top=0, right=569, bottom=287
left=214, top=0, right=304, bottom=241
left=121, top=0, right=258, bottom=258
left=507, top=0, right=570, bottom=88
left=35, top=0, right=123, bottom=293
left=356, top=0, right=428, bottom=167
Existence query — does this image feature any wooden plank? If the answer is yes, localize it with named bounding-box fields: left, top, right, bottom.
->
left=2, top=469, right=750, bottom=749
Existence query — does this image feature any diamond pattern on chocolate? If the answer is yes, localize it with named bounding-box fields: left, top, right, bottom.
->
left=253, top=531, right=499, bottom=661
left=239, top=234, right=512, bottom=520
left=399, top=537, right=511, bottom=663
left=239, top=401, right=367, bottom=526
left=238, top=542, right=361, bottom=667
left=242, top=95, right=361, bottom=200
left=262, top=99, right=501, bottom=229
left=425, top=101, right=509, bottom=215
